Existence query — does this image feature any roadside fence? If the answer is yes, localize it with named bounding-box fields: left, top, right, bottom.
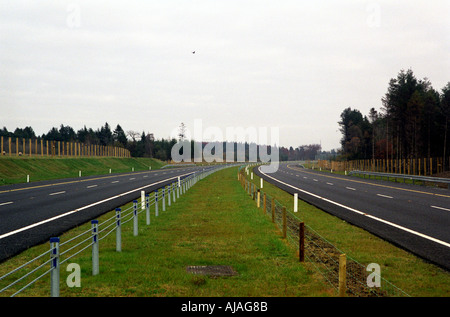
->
left=0, top=136, right=130, bottom=158
left=238, top=165, right=410, bottom=297
left=0, top=165, right=225, bottom=297
left=316, top=157, right=449, bottom=176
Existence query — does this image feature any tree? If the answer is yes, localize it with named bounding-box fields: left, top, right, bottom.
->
left=338, top=107, right=368, bottom=159
left=113, top=124, right=127, bottom=147
left=98, top=122, right=113, bottom=146
left=441, top=82, right=450, bottom=170
left=382, top=69, right=422, bottom=159
left=369, top=108, right=378, bottom=160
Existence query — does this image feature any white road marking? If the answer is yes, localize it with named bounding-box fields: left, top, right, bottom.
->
left=49, top=191, right=65, bottom=196
left=346, top=187, right=356, bottom=191
left=326, top=182, right=334, bottom=186
left=259, top=167, right=450, bottom=249
left=129, top=178, right=135, bottom=180
left=431, top=205, right=450, bottom=212
left=0, top=171, right=197, bottom=240
left=86, top=185, right=97, bottom=188
left=377, top=194, right=393, bottom=199
left=0, top=201, right=13, bottom=207
left=313, top=179, right=318, bottom=182
left=111, top=181, right=119, bottom=184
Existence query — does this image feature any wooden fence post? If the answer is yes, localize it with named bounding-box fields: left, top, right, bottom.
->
left=339, top=254, right=347, bottom=297
left=257, top=189, right=260, bottom=208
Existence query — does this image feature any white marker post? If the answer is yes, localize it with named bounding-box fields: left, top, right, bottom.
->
left=260, top=178, right=263, bottom=189
left=294, top=193, right=298, bottom=212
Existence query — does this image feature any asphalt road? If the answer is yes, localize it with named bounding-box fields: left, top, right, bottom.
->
left=254, top=162, right=450, bottom=271
left=0, top=165, right=217, bottom=263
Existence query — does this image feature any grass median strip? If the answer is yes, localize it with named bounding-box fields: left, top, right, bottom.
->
left=0, top=166, right=332, bottom=297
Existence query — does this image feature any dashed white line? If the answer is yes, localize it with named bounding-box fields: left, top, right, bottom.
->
left=431, top=205, right=450, bottom=212
left=313, top=179, right=318, bottom=182
left=326, top=182, right=334, bottom=186
left=111, top=181, right=119, bottom=184
left=0, top=201, right=13, bottom=207
left=377, top=194, right=393, bottom=199
left=86, top=185, right=98, bottom=189
left=129, top=178, right=136, bottom=180
left=346, top=187, right=356, bottom=191
left=49, top=191, right=65, bottom=196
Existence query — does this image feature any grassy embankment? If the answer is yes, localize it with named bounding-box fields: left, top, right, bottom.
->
left=0, top=156, right=166, bottom=186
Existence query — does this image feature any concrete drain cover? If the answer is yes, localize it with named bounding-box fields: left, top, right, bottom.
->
left=186, top=265, right=237, bottom=277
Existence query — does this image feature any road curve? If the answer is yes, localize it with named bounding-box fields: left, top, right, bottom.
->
left=254, top=162, right=450, bottom=271
left=0, top=165, right=216, bottom=263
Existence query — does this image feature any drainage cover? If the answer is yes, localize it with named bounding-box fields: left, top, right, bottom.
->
left=186, top=265, right=237, bottom=277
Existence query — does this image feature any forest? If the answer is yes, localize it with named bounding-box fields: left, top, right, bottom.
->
left=338, top=69, right=450, bottom=167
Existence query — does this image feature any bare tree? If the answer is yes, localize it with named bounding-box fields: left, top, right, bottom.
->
left=126, top=130, right=141, bottom=142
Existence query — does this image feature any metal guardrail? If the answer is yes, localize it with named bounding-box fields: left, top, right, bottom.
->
left=0, top=165, right=230, bottom=297
left=348, top=170, right=450, bottom=188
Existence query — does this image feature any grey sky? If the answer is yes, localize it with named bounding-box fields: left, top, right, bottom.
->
left=1, top=1, right=449, bottom=151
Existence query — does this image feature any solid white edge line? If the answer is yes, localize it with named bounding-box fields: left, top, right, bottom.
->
left=259, top=167, right=450, bottom=249
left=0, top=171, right=196, bottom=240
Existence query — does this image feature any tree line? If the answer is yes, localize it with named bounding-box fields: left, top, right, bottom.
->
left=0, top=123, right=175, bottom=160
left=1, top=122, right=322, bottom=162
left=338, top=69, right=450, bottom=168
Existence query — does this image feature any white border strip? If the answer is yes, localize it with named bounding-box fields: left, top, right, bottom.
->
left=259, top=167, right=450, bottom=248
left=0, top=171, right=195, bottom=240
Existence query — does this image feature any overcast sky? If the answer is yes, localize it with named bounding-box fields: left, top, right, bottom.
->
left=1, top=1, right=449, bottom=151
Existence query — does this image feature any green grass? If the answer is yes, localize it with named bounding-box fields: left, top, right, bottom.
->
left=247, top=166, right=450, bottom=297
left=0, top=156, right=166, bottom=186
left=0, top=166, right=332, bottom=297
